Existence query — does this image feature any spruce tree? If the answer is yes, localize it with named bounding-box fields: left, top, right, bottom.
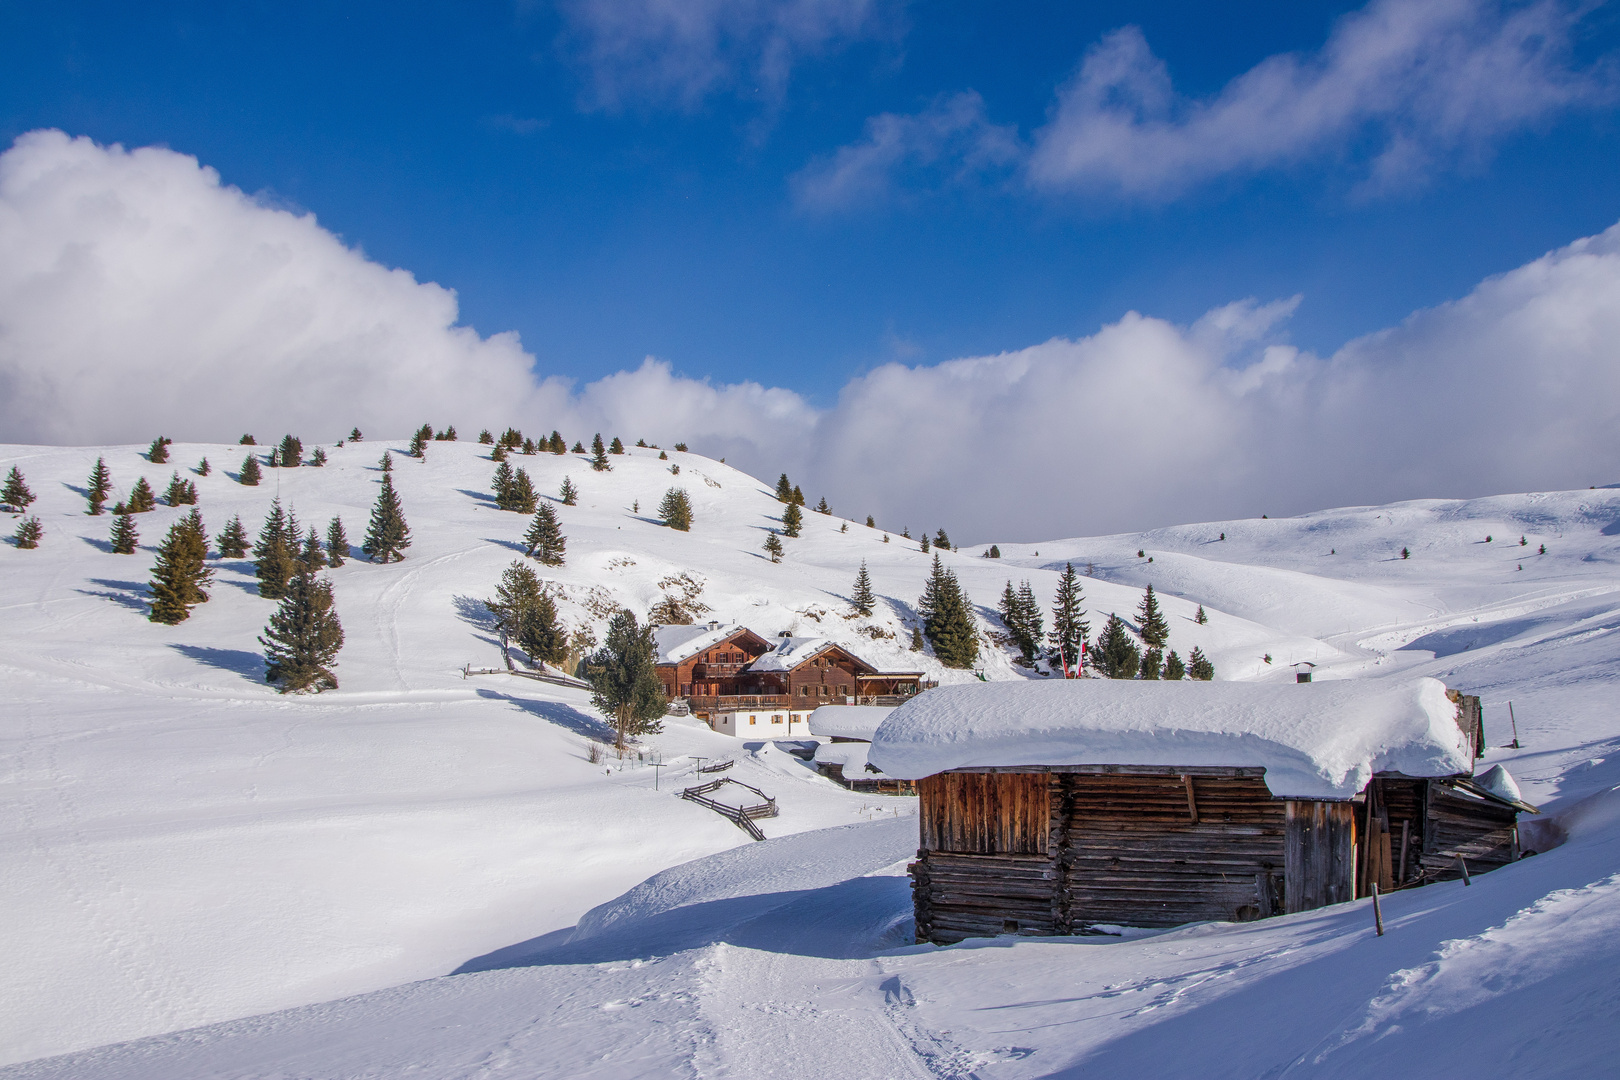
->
left=260, top=569, right=345, bottom=693
left=2, top=466, right=35, bottom=511
left=1138, top=585, right=1170, bottom=649
left=851, top=561, right=875, bottom=616
left=549, top=431, right=565, bottom=454
left=815, top=497, right=830, bottom=514
left=763, top=531, right=784, bottom=562
left=240, top=434, right=257, bottom=445
left=218, top=515, right=250, bottom=558
left=1095, top=614, right=1142, bottom=679
left=300, top=530, right=326, bottom=571
left=87, top=458, right=112, bottom=514
left=148, top=509, right=213, bottom=624
left=935, top=528, right=951, bottom=550
left=491, top=443, right=508, bottom=462
left=589, top=433, right=610, bottom=472
left=1049, top=562, right=1089, bottom=671
left=521, top=437, right=535, bottom=454
left=278, top=434, right=304, bottom=468
left=110, top=510, right=138, bottom=553
left=659, top=488, right=693, bottom=531
left=775, top=474, right=793, bottom=503
left=987, top=544, right=1001, bottom=558
left=380, top=452, right=394, bottom=472
left=674, top=442, right=687, bottom=452
left=585, top=609, right=666, bottom=748
left=1140, top=647, right=1163, bottom=680
left=409, top=429, right=428, bottom=458
left=560, top=477, right=578, bottom=505
left=490, top=461, right=515, bottom=508
left=999, top=581, right=1044, bottom=663
left=571, top=441, right=585, bottom=453
left=791, top=484, right=805, bottom=506
left=1188, top=647, right=1215, bottom=681
left=362, top=473, right=411, bottom=562
left=866, top=515, right=875, bottom=528
left=781, top=502, right=803, bottom=537
left=198, top=457, right=211, bottom=476
left=523, top=503, right=566, bottom=564
left=920, top=535, right=930, bottom=553
left=1162, top=650, right=1187, bottom=680
left=507, top=468, right=537, bottom=514
left=147, top=436, right=171, bottom=463
left=254, top=499, right=298, bottom=599
left=325, top=517, right=349, bottom=567
left=239, top=454, right=262, bottom=486
left=13, top=516, right=43, bottom=549
left=919, top=555, right=978, bottom=668
left=443, top=425, right=458, bottom=442
left=310, top=447, right=327, bottom=467
left=128, top=477, right=157, bottom=513
left=350, top=427, right=363, bottom=442
left=487, top=560, right=568, bottom=667
left=609, top=436, right=624, bottom=454
left=478, top=429, right=494, bottom=444
left=1194, top=605, right=1208, bottom=625
left=165, top=472, right=197, bottom=506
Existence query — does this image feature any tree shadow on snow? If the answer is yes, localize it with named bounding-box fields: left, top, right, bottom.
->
left=79, top=579, right=149, bottom=611
left=456, top=489, right=499, bottom=506
left=80, top=534, right=115, bottom=553
left=452, top=594, right=496, bottom=629
left=474, top=688, right=609, bottom=740
left=480, top=537, right=527, bottom=554
left=170, top=644, right=265, bottom=681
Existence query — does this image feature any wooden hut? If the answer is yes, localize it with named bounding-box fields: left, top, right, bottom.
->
left=808, top=705, right=915, bottom=795
left=866, top=679, right=1534, bottom=945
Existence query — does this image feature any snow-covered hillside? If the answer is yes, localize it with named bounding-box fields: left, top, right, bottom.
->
left=3, top=437, right=1619, bottom=1076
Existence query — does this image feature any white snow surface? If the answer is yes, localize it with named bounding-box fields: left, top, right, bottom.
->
left=807, top=704, right=894, bottom=740
left=869, top=677, right=1470, bottom=798
left=4, top=437, right=1620, bottom=1076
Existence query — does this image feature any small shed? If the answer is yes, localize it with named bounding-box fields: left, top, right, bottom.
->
left=807, top=705, right=913, bottom=794
left=868, top=678, right=1533, bottom=945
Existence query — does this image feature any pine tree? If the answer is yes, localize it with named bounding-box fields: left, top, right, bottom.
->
left=491, top=460, right=515, bottom=507
left=919, top=555, right=979, bottom=668
left=920, top=535, right=930, bottom=553
left=2, top=465, right=35, bottom=512
left=507, top=468, right=538, bottom=514
left=791, top=484, right=805, bottom=506
left=560, top=477, right=578, bottom=505
left=491, top=443, right=508, bottom=462
left=585, top=609, right=666, bottom=748
left=910, top=626, right=925, bottom=651
left=935, top=528, right=951, bottom=550
left=267, top=446, right=281, bottom=468
left=310, top=447, right=327, bottom=467
left=218, top=515, right=250, bottom=558
left=240, top=434, right=257, bottom=445
left=549, top=431, right=565, bottom=454
left=110, top=510, right=138, bottom=554
left=409, top=429, right=428, bottom=458
left=198, top=457, right=211, bottom=476
left=674, top=442, right=687, bottom=452
left=571, top=441, right=584, bottom=453
left=147, top=436, right=171, bottom=463
left=238, top=454, right=262, bottom=486
left=1140, top=647, right=1163, bottom=680
left=609, top=436, right=624, bottom=454
left=1194, top=605, right=1208, bottom=625
left=128, top=476, right=157, bottom=513
left=523, top=503, right=567, bottom=564
left=363, top=473, right=411, bottom=562
left=782, top=502, right=803, bottom=537
left=1018, top=582, right=1044, bottom=660
left=988, top=544, right=1001, bottom=558
left=1138, top=585, right=1170, bottom=649
left=350, top=427, right=363, bottom=442
left=1162, top=650, right=1187, bottom=680
left=13, top=516, right=42, bottom=549
left=299, top=530, right=327, bottom=571
left=278, top=434, right=304, bottom=468
left=590, top=433, right=611, bottom=472
left=866, top=515, right=875, bottom=528
left=1095, top=614, right=1141, bottom=679
left=254, top=499, right=298, bottom=599
left=478, top=429, right=494, bottom=444
left=487, top=560, right=568, bottom=668
left=815, top=497, right=830, bottom=514
left=260, top=569, right=344, bottom=692
left=1048, top=562, right=1089, bottom=671
left=1401, top=547, right=1410, bottom=559
left=763, top=531, right=784, bottom=562
left=165, top=472, right=192, bottom=506
left=442, top=425, right=458, bottom=441
left=851, top=561, right=875, bottom=616
left=775, top=474, right=794, bottom=503
left=659, top=488, right=693, bottom=531
left=148, top=509, right=213, bottom=624
left=1188, top=647, right=1215, bottom=681
left=520, top=437, right=535, bottom=454
left=325, top=517, right=349, bottom=567
left=87, top=458, right=112, bottom=515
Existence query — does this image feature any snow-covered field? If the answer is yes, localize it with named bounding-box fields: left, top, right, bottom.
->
left=2, top=437, right=1618, bottom=1076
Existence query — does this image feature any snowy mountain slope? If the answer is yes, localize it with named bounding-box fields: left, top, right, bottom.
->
left=3, top=437, right=1619, bottom=1074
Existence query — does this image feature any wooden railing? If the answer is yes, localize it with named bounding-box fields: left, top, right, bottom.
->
left=680, top=776, right=777, bottom=841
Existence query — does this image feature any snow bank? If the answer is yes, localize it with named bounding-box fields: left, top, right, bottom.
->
left=807, top=705, right=894, bottom=741
left=868, top=678, right=1472, bottom=799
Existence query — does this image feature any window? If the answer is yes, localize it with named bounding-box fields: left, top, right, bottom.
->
left=771, top=714, right=783, bottom=724
left=800, top=686, right=810, bottom=697
left=748, top=714, right=757, bottom=725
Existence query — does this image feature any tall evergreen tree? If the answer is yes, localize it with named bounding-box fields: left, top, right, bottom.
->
left=658, top=488, right=693, bottom=531
left=198, top=457, right=211, bottom=476
left=1162, top=650, right=1187, bottom=680
left=781, top=501, right=803, bottom=537
left=935, top=528, right=951, bottom=550
left=1049, top=563, right=1089, bottom=672
left=585, top=609, right=666, bottom=748
left=299, top=530, right=327, bottom=571
left=278, top=434, right=304, bottom=468
left=148, top=509, right=213, bottom=624
left=325, top=517, right=349, bottom=567
left=815, top=497, right=830, bottom=514
left=165, top=472, right=198, bottom=505
left=491, top=442, right=508, bottom=462
left=920, top=535, right=930, bottom=553
left=1138, top=585, right=1170, bottom=649
left=110, top=509, right=138, bottom=554
left=763, top=531, right=784, bottom=562
left=491, top=460, right=516, bottom=506
left=775, top=473, right=794, bottom=503
left=1194, top=605, right=1208, bottom=625
left=380, top=451, right=394, bottom=472
left=309, top=447, right=327, bottom=467
left=559, top=477, right=579, bottom=505
left=217, top=515, right=250, bottom=558
left=349, top=427, right=363, bottom=442
left=919, top=555, right=979, bottom=668
left=478, top=429, right=494, bottom=444
left=987, top=544, right=1001, bottom=558
left=442, top=425, right=458, bottom=441
left=851, top=561, right=875, bottom=616
left=408, top=429, right=428, bottom=458
left=1095, top=614, right=1141, bottom=679
left=523, top=503, right=566, bottom=564
left=571, top=441, right=585, bottom=453
left=254, top=499, right=298, bottom=599
left=127, top=476, right=157, bottom=513
left=147, top=436, right=171, bottom=463
left=2, top=465, right=35, bottom=511
left=13, top=516, right=43, bottom=549
left=487, top=560, right=568, bottom=668
left=865, top=515, right=875, bottom=528
left=363, top=473, right=412, bottom=562
left=87, top=458, right=112, bottom=515
left=507, top=468, right=538, bottom=514
left=260, top=569, right=344, bottom=693
left=590, top=433, right=611, bottom=471
left=791, top=484, right=805, bottom=506
left=1188, top=647, right=1215, bottom=681
left=609, top=436, right=625, bottom=454
left=549, top=431, right=566, bottom=454
left=999, top=581, right=1045, bottom=662
left=238, top=454, right=262, bottom=486
left=1140, top=647, right=1163, bottom=680
left=240, top=434, right=257, bottom=445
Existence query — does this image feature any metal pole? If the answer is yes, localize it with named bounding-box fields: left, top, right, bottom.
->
left=1508, top=701, right=1521, bottom=749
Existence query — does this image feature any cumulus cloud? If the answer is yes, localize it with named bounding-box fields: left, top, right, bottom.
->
left=556, top=0, right=903, bottom=111
left=4, top=130, right=1619, bottom=542
left=804, top=0, right=1614, bottom=206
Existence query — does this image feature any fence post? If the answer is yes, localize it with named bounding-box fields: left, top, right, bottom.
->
left=1371, top=883, right=1384, bottom=936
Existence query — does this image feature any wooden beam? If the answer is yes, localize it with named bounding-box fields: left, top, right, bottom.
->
left=1184, top=774, right=1199, bottom=824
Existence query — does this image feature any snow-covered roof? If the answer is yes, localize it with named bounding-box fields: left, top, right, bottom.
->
left=813, top=740, right=890, bottom=777
left=746, top=636, right=877, bottom=673
left=867, top=677, right=1473, bottom=800
left=652, top=622, right=746, bottom=665
left=807, top=705, right=895, bottom=741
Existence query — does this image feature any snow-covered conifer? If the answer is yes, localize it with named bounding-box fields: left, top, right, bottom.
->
left=1138, top=585, right=1169, bottom=648
left=1095, top=614, right=1141, bottom=679
left=362, top=473, right=411, bottom=562
left=851, top=561, right=875, bottom=616
left=919, top=555, right=977, bottom=668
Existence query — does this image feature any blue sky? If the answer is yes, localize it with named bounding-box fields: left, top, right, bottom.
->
left=5, top=0, right=1618, bottom=406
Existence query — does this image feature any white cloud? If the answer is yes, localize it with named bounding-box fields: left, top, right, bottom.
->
left=791, top=91, right=1021, bottom=209
left=556, top=0, right=903, bottom=111
left=4, top=130, right=1619, bottom=542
